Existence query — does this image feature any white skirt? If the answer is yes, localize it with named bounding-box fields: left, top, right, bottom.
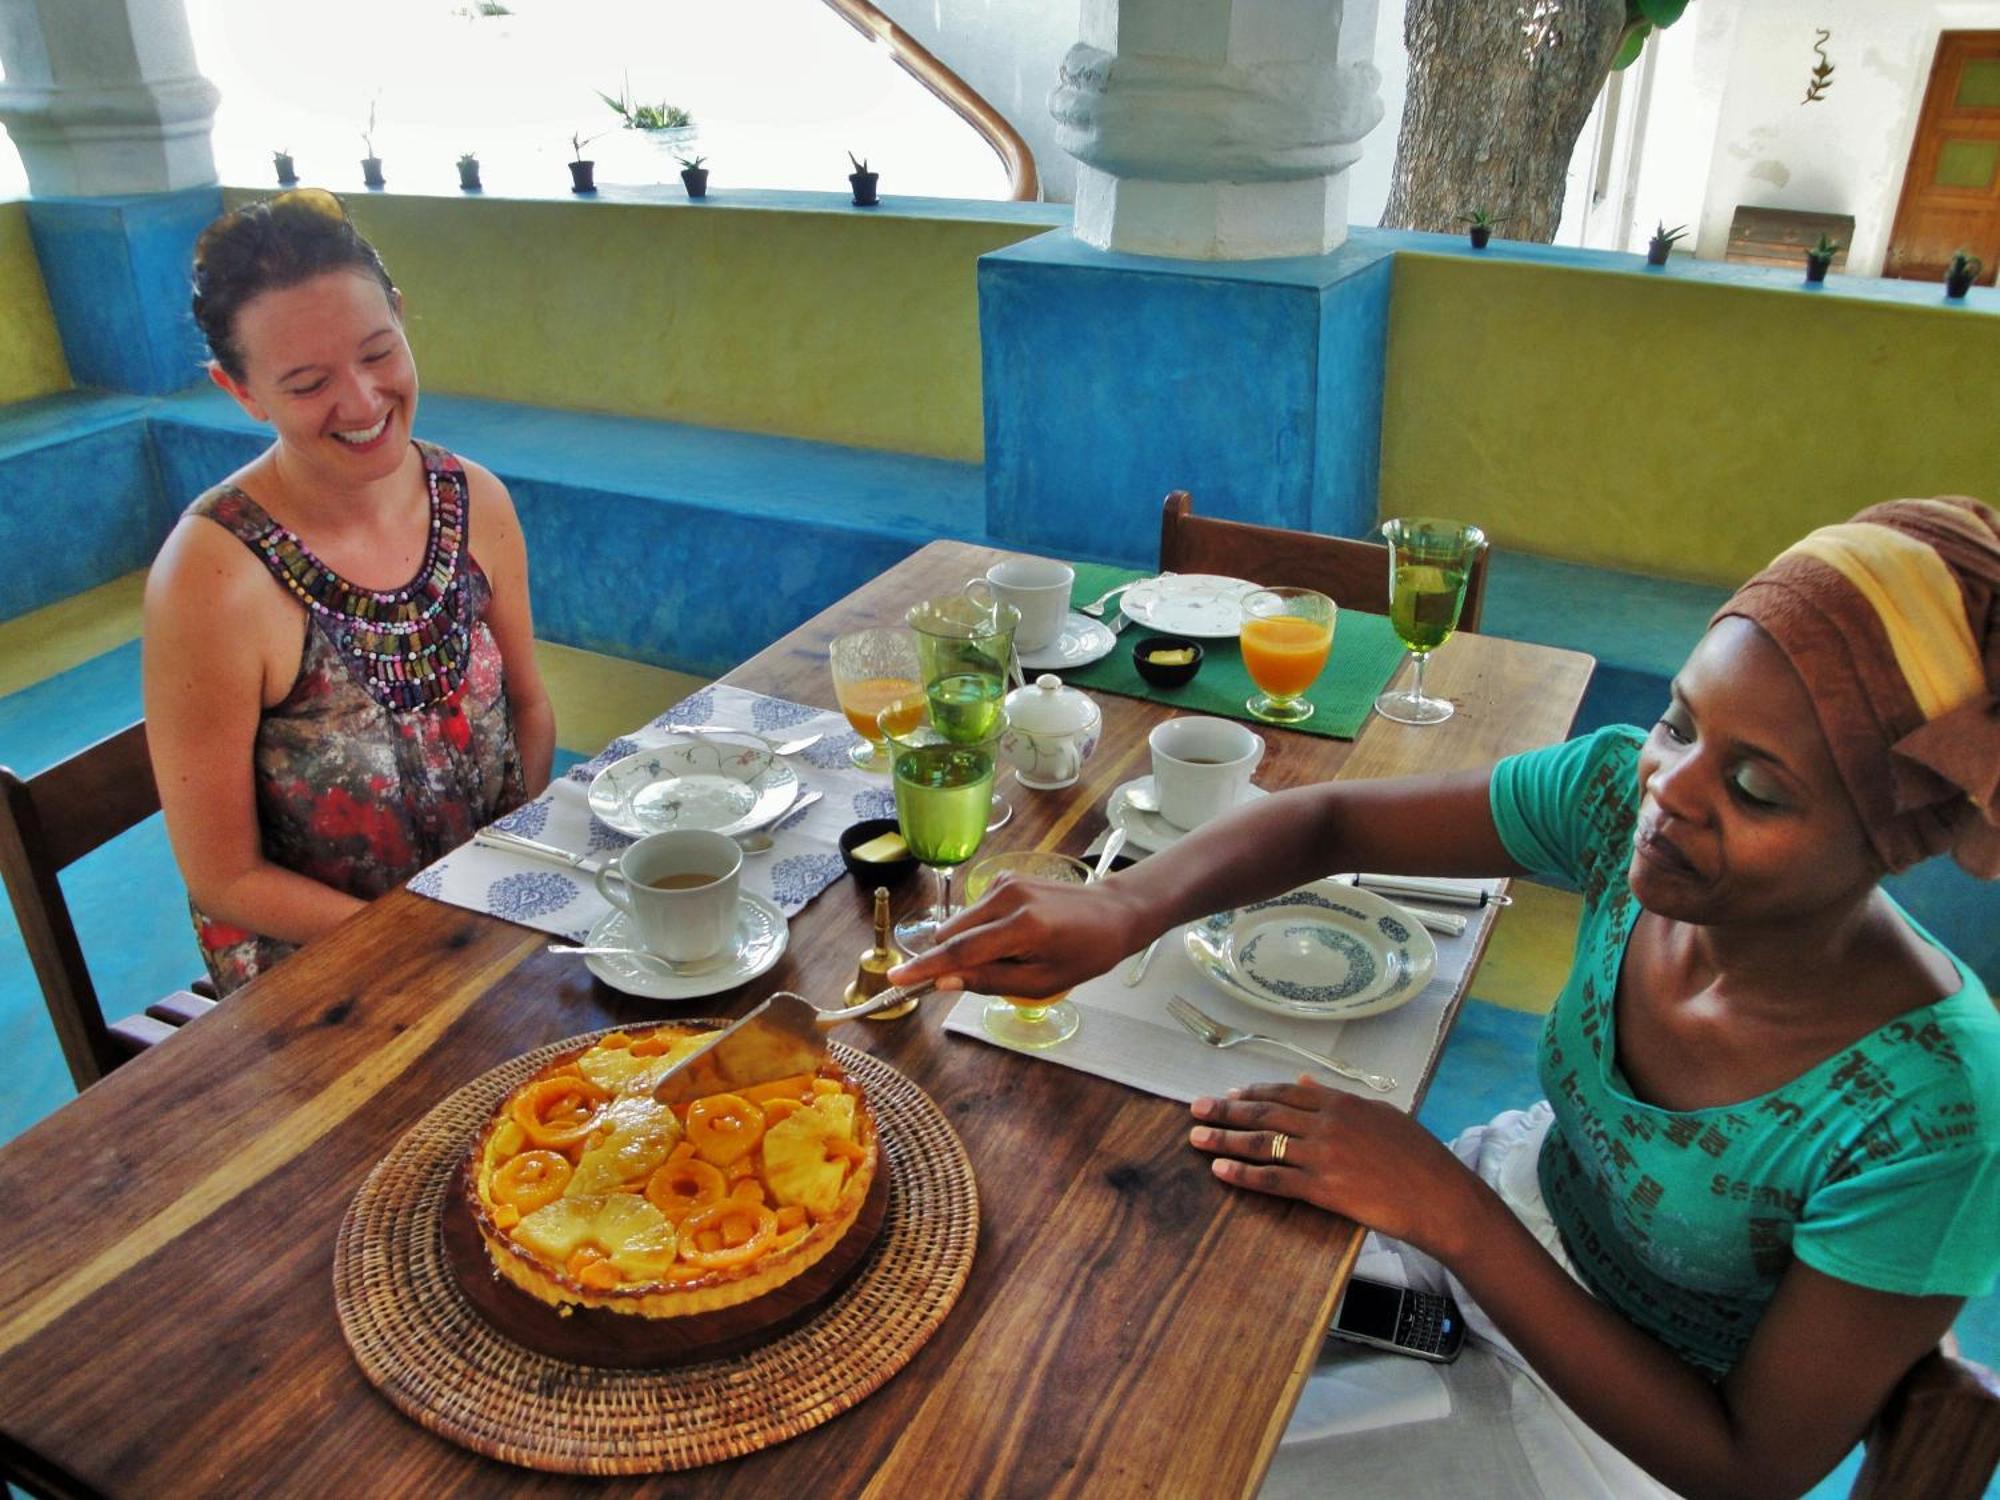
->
left=1258, top=1103, right=1686, bottom=1500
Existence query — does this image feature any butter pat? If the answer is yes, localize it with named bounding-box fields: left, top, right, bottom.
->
left=851, top=831, right=909, bottom=862
left=1147, top=648, right=1196, bottom=666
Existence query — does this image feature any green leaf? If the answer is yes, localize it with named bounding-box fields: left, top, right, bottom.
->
left=1611, top=24, right=1650, bottom=71
left=1635, top=0, right=1688, bottom=28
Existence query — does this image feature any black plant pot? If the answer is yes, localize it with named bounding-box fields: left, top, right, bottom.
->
left=1468, top=225, right=1491, bottom=250
left=569, top=160, right=597, bottom=194
left=274, top=154, right=298, bottom=186
left=1804, top=254, right=1831, bottom=284
left=361, top=157, right=386, bottom=189
left=1646, top=242, right=1670, bottom=267
left=1946, top=269, right=1977, bottom=299
left=681, top=167, right=708, bottom=199
left=457, top=161, right=482, bottom=192
left=850, top=170, right=879, bottom=207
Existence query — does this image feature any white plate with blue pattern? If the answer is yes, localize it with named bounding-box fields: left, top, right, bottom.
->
left=587, top=737, right=797, bottom=840
left=1184, top=879, right=1436, bottom=1022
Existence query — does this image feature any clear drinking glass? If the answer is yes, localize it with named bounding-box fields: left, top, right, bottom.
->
left=882, top=708, right=995, bottom=952
left=963, top=851, right=1091, bottom=1048
left=829, top=627, right=925, bottom=772
left=906, top=593, right=1019, bottom=831
left=1240, top=587, right=1336, bottom=724
left=1375, top=517, right=1487, bottom=726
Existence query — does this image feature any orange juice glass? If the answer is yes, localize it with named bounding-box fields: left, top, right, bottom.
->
left=830, top=628, right=925, bottom=771
left=1239, top=588, right=1335, bottom=724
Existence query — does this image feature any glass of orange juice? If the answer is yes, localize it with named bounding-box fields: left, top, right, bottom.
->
left=1239, top=587, right=1336, bottom=724
left=830, top=628, right=925, bottom=771
left=962, top=850, right=1091, bottom=1048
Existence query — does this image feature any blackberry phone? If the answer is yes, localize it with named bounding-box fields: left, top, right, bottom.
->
left=1328, top=1276, right=1466, bottom=1363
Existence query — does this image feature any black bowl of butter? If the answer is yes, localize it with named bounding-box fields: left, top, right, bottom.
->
left=1133, top=634, right=1204, bottom=689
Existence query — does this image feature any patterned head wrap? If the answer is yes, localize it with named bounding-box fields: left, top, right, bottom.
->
left=1711, top=497, right=2000, bottom=878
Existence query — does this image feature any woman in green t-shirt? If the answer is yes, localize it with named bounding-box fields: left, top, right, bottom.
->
left=894, top=497, right=1999, bottom=1499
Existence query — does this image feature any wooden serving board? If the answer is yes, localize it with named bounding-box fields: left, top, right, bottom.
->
left=441, top=1160, right=891, bottom=1369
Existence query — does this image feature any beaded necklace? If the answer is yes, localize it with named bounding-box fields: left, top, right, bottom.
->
left=238, top=445, right=473, bottom=713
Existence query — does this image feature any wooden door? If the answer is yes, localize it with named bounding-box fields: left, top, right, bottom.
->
left=1886, top=32, right=2000, bottom=284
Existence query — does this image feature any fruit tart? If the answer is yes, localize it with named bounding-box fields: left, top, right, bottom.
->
left=466, top=1023, right=879, bottom=1319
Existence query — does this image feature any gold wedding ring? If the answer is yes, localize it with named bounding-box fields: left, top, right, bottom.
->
left=1270, top=1132, right=1291, bottom=1164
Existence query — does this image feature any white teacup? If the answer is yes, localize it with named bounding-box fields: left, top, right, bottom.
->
left=595, top=829, right=743, bottom=964
left=967, top=556, right=1074, bottom=653
left=1149, top=717, right=1265, bottom=831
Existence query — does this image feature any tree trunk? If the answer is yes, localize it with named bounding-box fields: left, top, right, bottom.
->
left=1383, top=0, right=1628, bottom=241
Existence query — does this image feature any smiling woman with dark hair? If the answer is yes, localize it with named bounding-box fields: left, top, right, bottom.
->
left=145, top=189, right=554, bottom=995
left=893, top=498, right=2000, bottom=1499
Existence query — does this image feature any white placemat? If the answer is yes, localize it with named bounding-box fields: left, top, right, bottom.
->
left=405, top=684, right=890, bottom=940
left=941, top=879, right=1501, bottom=1115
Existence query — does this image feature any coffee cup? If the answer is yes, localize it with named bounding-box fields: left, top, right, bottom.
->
left=1148, top=717, right=1265, bottom=831
left=966, top=556, right=1074, bottom=653
left=595, top=829, right=743, bottom=963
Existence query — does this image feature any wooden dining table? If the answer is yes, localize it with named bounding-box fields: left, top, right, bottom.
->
left=0, top=539, right=1592, bottom=1499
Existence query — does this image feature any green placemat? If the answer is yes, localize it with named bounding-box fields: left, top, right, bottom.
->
left=1061, top=564, right=1408, bottom=740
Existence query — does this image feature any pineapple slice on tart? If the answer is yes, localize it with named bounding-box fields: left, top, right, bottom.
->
left=470, top=1023, right=878, bottom=1319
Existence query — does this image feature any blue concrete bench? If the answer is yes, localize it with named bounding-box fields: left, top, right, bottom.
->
left=0, top=390, right=165, bottom=620
left=0, top=385, right=987, bottom=677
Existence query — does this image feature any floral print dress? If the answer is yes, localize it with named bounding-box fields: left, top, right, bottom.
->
left=186, top=441, right=526, bottom=993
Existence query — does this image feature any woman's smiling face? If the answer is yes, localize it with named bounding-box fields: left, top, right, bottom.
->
left=212, top=268, right=417, bottom=483
left=1631, top=616, right=1880, bottom=925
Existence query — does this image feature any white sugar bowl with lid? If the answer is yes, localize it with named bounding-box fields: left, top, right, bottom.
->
left=999, top=674, right=1103, bottom=791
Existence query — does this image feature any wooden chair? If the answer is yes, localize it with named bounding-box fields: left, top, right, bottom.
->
left=0, top=720, right=216, bottom=1091
left=1851, top=1339, right=2000, bottom=1499
left=1158, top=491, right=1490, bottom=631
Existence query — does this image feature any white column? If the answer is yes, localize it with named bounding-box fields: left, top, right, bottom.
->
left=1050, top=0, right=1384, bottom=260
left=0, top=0, right=219, bottom=196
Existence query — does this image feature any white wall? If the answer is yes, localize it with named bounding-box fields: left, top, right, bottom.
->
left=1688, top=0, right=2000, bottom=275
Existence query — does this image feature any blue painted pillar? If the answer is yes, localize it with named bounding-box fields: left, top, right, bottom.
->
left=24, top=187, right=224, bottom=395
left=978, top=227, right=1397, bottom=567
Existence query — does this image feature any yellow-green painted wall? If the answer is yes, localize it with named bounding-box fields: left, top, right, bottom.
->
left=224, top=189, right=1046, bottom=463
left=0, top=201, right=72, bottom=404
left=1381, top=254, right=2000, bottom=586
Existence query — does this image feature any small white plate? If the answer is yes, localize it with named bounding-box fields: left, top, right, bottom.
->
left=588, top=740, right=797, bottom=840
left=1120, top=574, right=1261, bottom=638
left=582, top=898, right=789, bottom=1000
left=1184, top=879, right=1436, bottom=1022
left=1106, top=775, right=1269, bottom=853
left=1018, top=612, right=1119, bottom=672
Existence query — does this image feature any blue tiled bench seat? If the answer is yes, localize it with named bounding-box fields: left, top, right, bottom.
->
left=0, top=390, right=166, bottom=620
left=145, top=387, right=988, bottom=678
left=0, top=385, right=987, bottom=677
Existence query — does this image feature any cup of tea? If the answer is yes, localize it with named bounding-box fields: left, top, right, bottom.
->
left=966, top=556, right=1074, bottom=653
left=595, top=829, right=743, bottom=963
left=1148, top=717, right=1265, bottom=831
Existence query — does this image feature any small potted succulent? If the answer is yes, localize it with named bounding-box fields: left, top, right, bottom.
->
left=1803, top=232, right=1838, bottom=284
left=848, top=152, right=878, bottom=207
left=568, top=131, right=601, bottom=194
left=456, top=151, right=482, bottom=192
left=678, top=153, right=708, bottom=199
left=1945, top=249, right=1983, bottom=300
left=598, top=78, right=693, bottom=133
left=1461, top=209, right=1498, bottom=250
left=273, top=148, right=298, bottom=186
left=360, top=102, right=385, bottom=189
left=1645, top=221, right=1687, bottom=267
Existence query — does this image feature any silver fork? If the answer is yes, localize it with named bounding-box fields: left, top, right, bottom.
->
left=1166, top=995, right=1397, bottom=1094
left=1079, top=578, right=1142, bottom=618
left=665, top=724, right=825, bottom=756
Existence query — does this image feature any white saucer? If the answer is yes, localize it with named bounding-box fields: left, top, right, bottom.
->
left=1018, top=612, right=1119, bottom=672
left=1106, top=775, right=1270, bottom=853
left=582, top=896, right=788, bottom=1000
left=1120, top=574, right=1260, bottom=638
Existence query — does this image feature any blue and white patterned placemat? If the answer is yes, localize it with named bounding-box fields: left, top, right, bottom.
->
left=408, top=684, right=892, bottom=940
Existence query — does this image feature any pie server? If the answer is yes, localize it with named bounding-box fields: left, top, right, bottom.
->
left=650, top=980, right=938, bottom=1106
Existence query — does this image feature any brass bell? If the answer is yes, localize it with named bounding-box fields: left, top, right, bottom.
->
left=846, top=887, right=915, bottom=1020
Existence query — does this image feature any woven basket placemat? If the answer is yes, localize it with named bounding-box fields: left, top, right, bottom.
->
left=332, top=1028, right=979, bottom=1474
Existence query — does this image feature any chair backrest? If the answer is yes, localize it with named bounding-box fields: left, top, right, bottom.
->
left=0, top=721, right=161, bottom=1090
left=1851, top=1344, right=2000, bottom=1499
left=1158, top=491, right=1490, bottom=632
